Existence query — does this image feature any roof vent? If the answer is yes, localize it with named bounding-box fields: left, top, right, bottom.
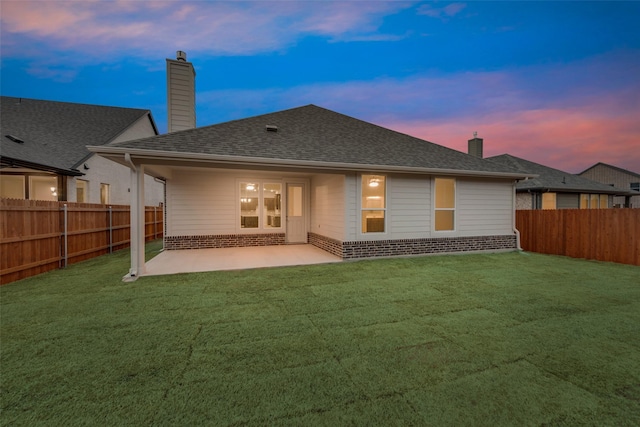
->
left=176, top=51, right=187, bottom=61
left=5, top=134, right=24, bottom=144
left=265, top=125, right=278, bottom=133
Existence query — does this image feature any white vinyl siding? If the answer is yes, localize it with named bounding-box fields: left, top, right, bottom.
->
left=344, top=173, right=359, bottom=241
left=388, top=175, right=430, bottom=238
left=457, top=179, right=513, bottom=236
left=310, top=174, right=345, bottom=241
left=167, top=171, right=236, bottom=236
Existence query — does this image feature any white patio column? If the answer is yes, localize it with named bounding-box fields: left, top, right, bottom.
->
left=126, top=161, right=146, bottom=280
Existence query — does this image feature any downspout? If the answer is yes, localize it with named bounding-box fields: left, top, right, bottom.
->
left=125, top=153, right=136, bottom=171
left=513, top=180, right=522, bottom=250
left=124, top=153, right=140, bottom=281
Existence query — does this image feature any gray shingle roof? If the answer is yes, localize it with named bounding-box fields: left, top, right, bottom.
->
left=106, top=104, right=523, bottom=175
left=487, top=154, right=631, bottom=195
left=1, top=96, right=154, bottom=174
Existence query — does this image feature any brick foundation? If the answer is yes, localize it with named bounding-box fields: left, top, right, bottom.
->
left=165, top=233, right=286, bottom=250
left=309, top=232, right=517, bottom=260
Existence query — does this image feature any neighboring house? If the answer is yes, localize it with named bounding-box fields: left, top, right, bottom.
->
left=90, top=104, right=533, bottom=279
left=0, top=96, right=164, bottom=205
left=579, top=163, right=640, bottom=208
left=486, top=154, right=632, bottom=210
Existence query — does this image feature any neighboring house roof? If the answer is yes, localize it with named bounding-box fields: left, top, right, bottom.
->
left=579, top=162, right=640, bottom=179
left=1, top=96, right=157, bottom=175
left=487, top=154, right=632, bottom=195
left=93, top=104, right=531, bottom=179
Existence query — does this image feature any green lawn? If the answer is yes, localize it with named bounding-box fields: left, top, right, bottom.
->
left=1, top=242, right=639, bottom=426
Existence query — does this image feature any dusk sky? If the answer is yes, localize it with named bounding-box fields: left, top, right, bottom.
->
left=1, top=1, right=639, bottom=173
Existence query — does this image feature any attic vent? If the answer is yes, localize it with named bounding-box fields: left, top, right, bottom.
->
left=265, top=125, right=278, bottom=133
left=5, top=135, right=24, bottom=144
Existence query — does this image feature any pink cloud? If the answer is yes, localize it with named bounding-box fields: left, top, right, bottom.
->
left=1, top=1, right=411, bottom=60
left=381, top=104, right=640, bottom=174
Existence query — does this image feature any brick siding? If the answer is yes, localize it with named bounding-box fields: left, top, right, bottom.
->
left=309, top=232, right=516, bottom=259
left=165, top=233, right=285, bottom=250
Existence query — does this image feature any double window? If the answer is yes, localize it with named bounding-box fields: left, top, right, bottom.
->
left=239, top=181, right=282, bottom=229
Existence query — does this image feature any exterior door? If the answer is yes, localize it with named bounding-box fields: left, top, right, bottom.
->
left=286, top=183, right=306, bottom=243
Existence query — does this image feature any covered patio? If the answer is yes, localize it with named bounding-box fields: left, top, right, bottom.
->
left=143, top=244, right=342, bottom=276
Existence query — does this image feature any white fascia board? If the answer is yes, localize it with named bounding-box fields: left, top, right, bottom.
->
left=88, top=146, right=537, bottom=180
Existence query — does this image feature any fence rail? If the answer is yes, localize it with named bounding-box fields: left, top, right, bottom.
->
left=516, top=209, right=639, bottom=266
left=1, top=198, right=163, bottom=285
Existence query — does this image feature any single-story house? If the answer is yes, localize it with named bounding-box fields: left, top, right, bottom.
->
left=486, top=154, right=633, bottom=210
left=0, top=96, right=164, bottom=205
left=579, top=162, right=640, bottom=208
left=90, top=104, right=534, bottom=279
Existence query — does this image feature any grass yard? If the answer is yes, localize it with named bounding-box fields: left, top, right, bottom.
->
left=1, top=242, right=639, bottom=426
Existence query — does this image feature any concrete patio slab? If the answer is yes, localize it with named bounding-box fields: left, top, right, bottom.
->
left=143, top=244, right=342, bottom=276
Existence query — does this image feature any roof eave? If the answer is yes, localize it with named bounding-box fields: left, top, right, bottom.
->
left=88, top=146, right=534, bottom=180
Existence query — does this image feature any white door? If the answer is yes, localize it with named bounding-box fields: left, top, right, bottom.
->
left=286, top=183, right=306, bottom=243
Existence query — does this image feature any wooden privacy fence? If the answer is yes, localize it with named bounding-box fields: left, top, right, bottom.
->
left=1, top=198, right=163, bottom=285
left=516, top=209, right=639, bottom=266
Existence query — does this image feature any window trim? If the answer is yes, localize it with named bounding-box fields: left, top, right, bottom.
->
left=433, top=177, right=456, bottom=233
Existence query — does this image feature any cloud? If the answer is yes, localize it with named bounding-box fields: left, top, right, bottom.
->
left=417, top=2, right=467, bottom=19
left=1, top=1, right=411, bottom=61
left=196, top=51, right=640, bottom=174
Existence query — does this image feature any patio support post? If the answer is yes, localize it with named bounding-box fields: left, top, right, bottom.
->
left=124, top=154, right=145, bottom=281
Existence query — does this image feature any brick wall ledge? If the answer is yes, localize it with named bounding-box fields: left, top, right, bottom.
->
left=165, top=233, right=286, bottom=250
left=309, top=233, right=516, bottom=260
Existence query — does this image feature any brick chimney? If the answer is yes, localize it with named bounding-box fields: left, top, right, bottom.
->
left=166, top=51, right=196, bottom=132
left=468, top=132, right=483, bottom=158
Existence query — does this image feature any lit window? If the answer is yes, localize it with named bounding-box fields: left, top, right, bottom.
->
left=239, top=181, right=282, bottom=229
left=542, top=193, right=556, bottom=210
left=435, top=178, right=455, bottom=231
left=361, top=175, right=385, bottom=233
left=100, top=183, right=110, bottom=204
left=77, top=180, right=88, bottom=203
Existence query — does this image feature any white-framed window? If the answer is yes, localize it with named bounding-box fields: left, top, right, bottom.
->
left=239, top=181, right=282, bottom=230
left=76, top=179, right=88, bottom=203
left=100, top=183, right=110, bottom=204
left=434, top=177, right=455, bottom=231
left=361, top=174, right=386, bottom=233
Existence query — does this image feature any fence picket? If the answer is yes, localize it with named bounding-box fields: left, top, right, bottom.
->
left=1, top=198, right=163, bottom=285
left=516, top=209, right=639, bottom=266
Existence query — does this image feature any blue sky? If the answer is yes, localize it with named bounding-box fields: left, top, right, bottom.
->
left=1, top=1, right=639, bottom=173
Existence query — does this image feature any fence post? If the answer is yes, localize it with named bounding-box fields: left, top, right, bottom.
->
left=109, top=206, right=113, bottom=254
left=63, top=204, right=68, bottom=268
left=154, top=206, right=157, bottom=239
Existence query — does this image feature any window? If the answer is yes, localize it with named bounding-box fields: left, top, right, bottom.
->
left=599, top=195, right=608, bottom=209
left=434, top=178, right=455, bottom=231
left=263, top=183, right=282, bottom=229
left=361, top=174, right=386, bottom=233
left=77, top=179, right=88, bottom=203
left=542, top=193, right=556, bottom=210
left=0, top=175, right=25, bottom=199
left=580, top=193, right=609, bottom=209
left=631, top=182, right=639, bottom=192
left=100, top=183, right=110, bottom=204
left=29, top=176, right=58, bottom=201
left=239, top=181, right=282, bottom=229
